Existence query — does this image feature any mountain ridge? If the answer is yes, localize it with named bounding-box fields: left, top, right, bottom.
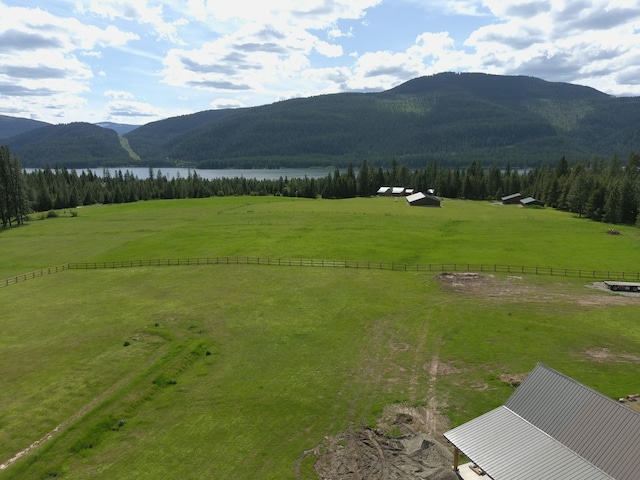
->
left=2, top=72, right=640, bottom=168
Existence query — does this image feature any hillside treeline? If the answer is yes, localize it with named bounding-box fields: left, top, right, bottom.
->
left=4, top=146, right=640, bottom=228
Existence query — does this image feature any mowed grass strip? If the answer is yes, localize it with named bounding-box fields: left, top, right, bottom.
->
left=1, top=197, right=640, bottom=479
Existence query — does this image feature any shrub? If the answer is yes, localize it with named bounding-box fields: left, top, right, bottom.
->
left=47, top=210, right=58, bottom=218
left=153, top=374, right=178, bottom=386
left=123, top=341, right=131, bottom=347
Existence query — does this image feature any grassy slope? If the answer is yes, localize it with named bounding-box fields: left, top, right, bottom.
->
left=1, top=197, right=639, bottom=479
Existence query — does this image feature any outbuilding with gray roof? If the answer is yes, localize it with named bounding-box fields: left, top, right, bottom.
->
left=444, top=363, right=640, bottom=480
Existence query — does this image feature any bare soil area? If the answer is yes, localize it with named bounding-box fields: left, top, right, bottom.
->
left=436, top=272, right=640, bottom=306
left=312, top=425, right=457, bottom=480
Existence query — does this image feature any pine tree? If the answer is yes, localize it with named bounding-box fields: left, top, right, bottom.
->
left=0, top=145, right=29, bottom=227
left=357, top=159, right=371, bottom=196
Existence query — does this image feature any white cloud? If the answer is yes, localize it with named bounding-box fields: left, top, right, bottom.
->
left=456, top=0, right=640, bottom=94
left=210, top=97, right=245, bottom=109
left=4, top=0, right=640, bottom=125
left=103, top=99, right=185, bottom=122
left=105, top=90, right=135, bottom=99
left=74, top=0, right=184, bottom=42
left=0, top=3, right=139, bottom=121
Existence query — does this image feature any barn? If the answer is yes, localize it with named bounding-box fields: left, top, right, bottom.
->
left=377, top=186, right=391, bottom=196
left=444, top=363, right=640, bottom=480
left=520, top=196, right=544, bottom=207
left=501, top=192, right=522, bottom=204
left=406, top=191, right=441, bottom=207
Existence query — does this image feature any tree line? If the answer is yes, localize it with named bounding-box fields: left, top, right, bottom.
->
left=2, top=144, right=640, bottom=228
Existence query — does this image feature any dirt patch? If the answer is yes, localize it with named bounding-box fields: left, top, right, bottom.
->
left=582, top=347, right=640, bottom=363
left=313, top=427, right=457, bottom=480
left=423, top=360, right=459, bottom=376
left=435, top=272, right=640, bottom=306
left=300, top=403, right=456, bottom=480
left=499, top=373, right=528, bottom=387
left=376, top=404, right=451, bottom=439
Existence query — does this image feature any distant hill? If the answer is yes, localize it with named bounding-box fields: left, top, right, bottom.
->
left=95, top=122, right=140, bottom=136
left=4, top=73, right=640, bottom=168
left=0, top=115, right=50, bottom=140
left=6, top=122, right=133, bottom=167
left=124, top=72, right=640, bottom=168
left=123, top=109, right=237, bottom=164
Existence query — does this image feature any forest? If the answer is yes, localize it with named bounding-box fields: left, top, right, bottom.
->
left=2, top=144, right=639, bottom=228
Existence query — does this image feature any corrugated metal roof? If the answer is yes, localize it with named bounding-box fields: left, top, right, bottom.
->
left=520, top=196, right=543, bottom=205
left=506, top=364, right=640, bottom=480
left=406, top=191, right=440, bottom=205
left=501, top=193, right=521, bottom=200
left=406, top=192, right=426, bottom=203
left=445, top=407, right=614, bottom=480
left=444, top=363, right=640, bottom=480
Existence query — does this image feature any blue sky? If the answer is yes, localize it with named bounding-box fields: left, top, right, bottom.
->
left=2, top=0, right=640, bottom=125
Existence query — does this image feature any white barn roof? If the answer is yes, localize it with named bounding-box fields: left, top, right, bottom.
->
left=501, top=192, right=521, bottom=201
left=406, top=192, right=426, bottom=203
left=444, top=363, right=640, bottom=480
left=406, top=191, right=440, bottom=206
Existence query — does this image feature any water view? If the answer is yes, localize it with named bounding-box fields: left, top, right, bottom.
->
left=25, top=167, right=337, bottom=181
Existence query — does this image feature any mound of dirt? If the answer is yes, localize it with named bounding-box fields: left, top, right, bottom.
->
left=314, top=428, right=457, bottom=480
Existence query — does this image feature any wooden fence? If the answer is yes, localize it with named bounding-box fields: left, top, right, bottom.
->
left=2, top=257, right=639, bottom=289
left=0, top=265, right=69, bottom=288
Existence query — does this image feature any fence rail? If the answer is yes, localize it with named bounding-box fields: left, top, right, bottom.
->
left=0, top=265, right=69, bottom=288
left=2, top=257, right=639, bottom=288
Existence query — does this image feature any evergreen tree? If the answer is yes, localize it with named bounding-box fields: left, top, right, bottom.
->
left=618, top=176, right=637, bottom=224
left=603, top=181, right=621, bottom=224
left=0, top=145, right=29, bottom=227
left=357, top=159, right=371, bottom=196
left=566, top=167, right=589, bottom=217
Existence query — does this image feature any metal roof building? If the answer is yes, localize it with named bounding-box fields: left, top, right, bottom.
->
left=444, top=363, right=640, bottom=480
left=406, top=191, right=441, bottom=207
left=501, top=192, right=522, bottom=204
left=520, top=196, right=544, bottom=207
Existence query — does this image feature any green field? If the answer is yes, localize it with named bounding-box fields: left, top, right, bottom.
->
left=1, top=197, right=639, bottom=479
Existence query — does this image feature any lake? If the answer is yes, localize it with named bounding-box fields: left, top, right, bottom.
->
left=25, top=167, right=337, bottom=180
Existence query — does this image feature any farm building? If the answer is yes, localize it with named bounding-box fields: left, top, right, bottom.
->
left=406, top=191, right=441, bottom=207
left=444, top=363, right=640, bottom=480
left=391, top=186, right=406, bottom=196
left=520, top=196, right=544, bottom=207
left=501, top=192, right=522, bottom=204
left=377, top=186, right=391, bottom=196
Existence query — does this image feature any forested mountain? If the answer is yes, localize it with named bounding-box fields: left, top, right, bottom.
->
left=123, top=109, right=237, bottom=164
left=5, top=122, right=133, bottom=168
left=95, top=122, right=140, bottom=135
left=124, top=72, right=640, bottom=168
left=3, top=72, right=640, bottom=168
left=0, top=115, right=49, bottom=140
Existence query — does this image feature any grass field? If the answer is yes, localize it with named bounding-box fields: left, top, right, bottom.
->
left=1, top=196, right=639, bottom=479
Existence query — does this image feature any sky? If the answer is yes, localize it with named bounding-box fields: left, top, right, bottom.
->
left=1, top=0, right=640, bottom=126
